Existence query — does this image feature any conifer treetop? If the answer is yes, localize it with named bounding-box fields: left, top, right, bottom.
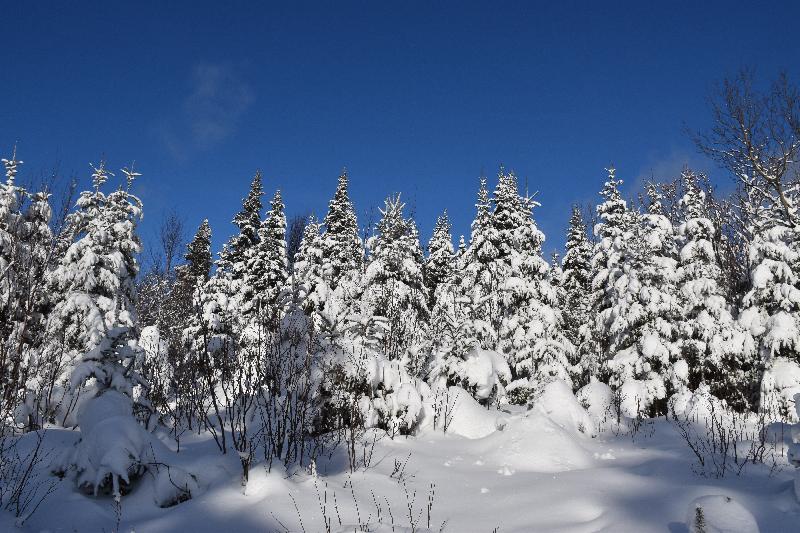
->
left=1, top=145, right=22, bottom=186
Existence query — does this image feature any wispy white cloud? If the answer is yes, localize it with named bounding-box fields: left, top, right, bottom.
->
left=629, top=148, right=710, bottom=196
left=157, top=62, right=255, bottom=159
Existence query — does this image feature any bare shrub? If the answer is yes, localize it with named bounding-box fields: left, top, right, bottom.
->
left=0, top=429, right=60, bottom=526
left=669, top=400, right=783, bottom=478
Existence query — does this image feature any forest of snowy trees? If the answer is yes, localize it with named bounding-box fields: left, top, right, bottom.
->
left=2, top=72, right=800, bottom=526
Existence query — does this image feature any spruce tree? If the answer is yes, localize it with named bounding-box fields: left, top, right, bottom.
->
left=459, top=169, right=571, bottom=402
left=322, top=169, right=362, bottom=288
left=424, top=210, right=455, bottom=308
left=184, top=219, right=213, bottom=283
left=459, top=176, right=499, bottom=350
left=292, top=215, right=327, bottom=316
left=43, top=162, right=144, bottom=424
left=362, top=195, right=428, bottom=369
left=69, top=165, right=145, bottom=396
left=638, top=184, right=681, bottom=403
left=602, top=208, right=672, bottom=417
left=249, top=189, right=288, bottom=316
left=589, top=167, right=632, bottom=382
left=0, top=152, right=24, bottom=410
left=55, top=165, right=159, bottom=500
left=739, top=200, right=800, bottom=415
left=162, top=219, right=213, bottom=352
left=217, top=171, right=263, bottom=315
left=676, top=169, right=753, bottom=410
left=562, top=206, right=593, bottom=387
left=495, top=172, right=572, bottom=399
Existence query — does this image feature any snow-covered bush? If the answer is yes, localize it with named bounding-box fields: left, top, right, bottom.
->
left=532, top=380, right=594, bottom=435
left=759, top=357, right=800, bottom=422
left=433, top=345, right=509, bottom=405
left=55, top=390, right=151, bottom=497
left=577, top=378, right=613, bottom=423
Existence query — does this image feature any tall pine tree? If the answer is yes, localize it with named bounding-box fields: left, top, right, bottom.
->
left=676, top=169, right=754, bottom=411
left=561, top=206, right=593, bottom=387
left=362, top=195, right=428, bottom=370
left=424, top=210, right=455, bottom=308
left=217, top=171, right=263, bottom=315
left=322, top=170, right=362, bottom=289
left=249, top=189, right=288, bottom=317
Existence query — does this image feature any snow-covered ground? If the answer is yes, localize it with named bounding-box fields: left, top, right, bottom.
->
left=6, top=387, right=799, bottom=533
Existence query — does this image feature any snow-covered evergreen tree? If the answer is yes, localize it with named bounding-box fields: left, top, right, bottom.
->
left=184, top=219, right=213, bottom=284
left=217, top=171, right=263, bottom=316
left=638, top=184, right=682, bottom=398
left=589, top=172, right=683, bottom=416
left=459, top=176, right=499, bottom=351
left=362, top=195, right=428, bottom=370
left=739, top=200, right=800, bottom=416
left=561, top=206, right=593, bottom=387
left=161, top=219, right=212, bottom=332
left=0, top=149, right=24, bottom=355
left=11, top=189, right=54, bottom=399
left=76, top=165, right=143, bottom=381
left=0, top=152, right=24, bottom=412
left=590, top=167, right=632, bottom=382
left=322, top=170, right=362, bottom=288
left=54, top=164, right=153, bottom=499
left=292, top=215, right=327, bottom=316
left=604, top=208, right=676, bottom=417
left=676, top=169, right=754, bottom=411
left=249, top=189, right=288, bottom=318
left=40, top=162, right=142, bottom=422
left=424, top=210, right=455, bottom=308
left=494, top=172, right=572, bottom=401
left=458, top=169, right=571, bottom=403
left=0, top=150, right=53, bottom=420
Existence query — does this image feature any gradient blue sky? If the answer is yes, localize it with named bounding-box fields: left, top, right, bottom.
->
left=2, top=1, right=798, bottom=257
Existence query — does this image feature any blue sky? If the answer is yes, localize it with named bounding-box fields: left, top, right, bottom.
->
left=1, top=1, right=798, bottom=257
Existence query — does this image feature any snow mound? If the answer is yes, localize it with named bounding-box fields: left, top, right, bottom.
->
left=686, top=495, right=759, bottom=533
left=441, top=386, right=503, bottom=439
left=476, top=412, right=593, bottom=473
left=153, top=465, right=200, bottom=508
left=533, top=380, right=594, bottom=435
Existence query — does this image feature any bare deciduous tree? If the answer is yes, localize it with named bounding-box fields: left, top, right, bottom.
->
left=693, top=69, right=800, bottom=226
left=160, top=211, right=186, bottom=275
